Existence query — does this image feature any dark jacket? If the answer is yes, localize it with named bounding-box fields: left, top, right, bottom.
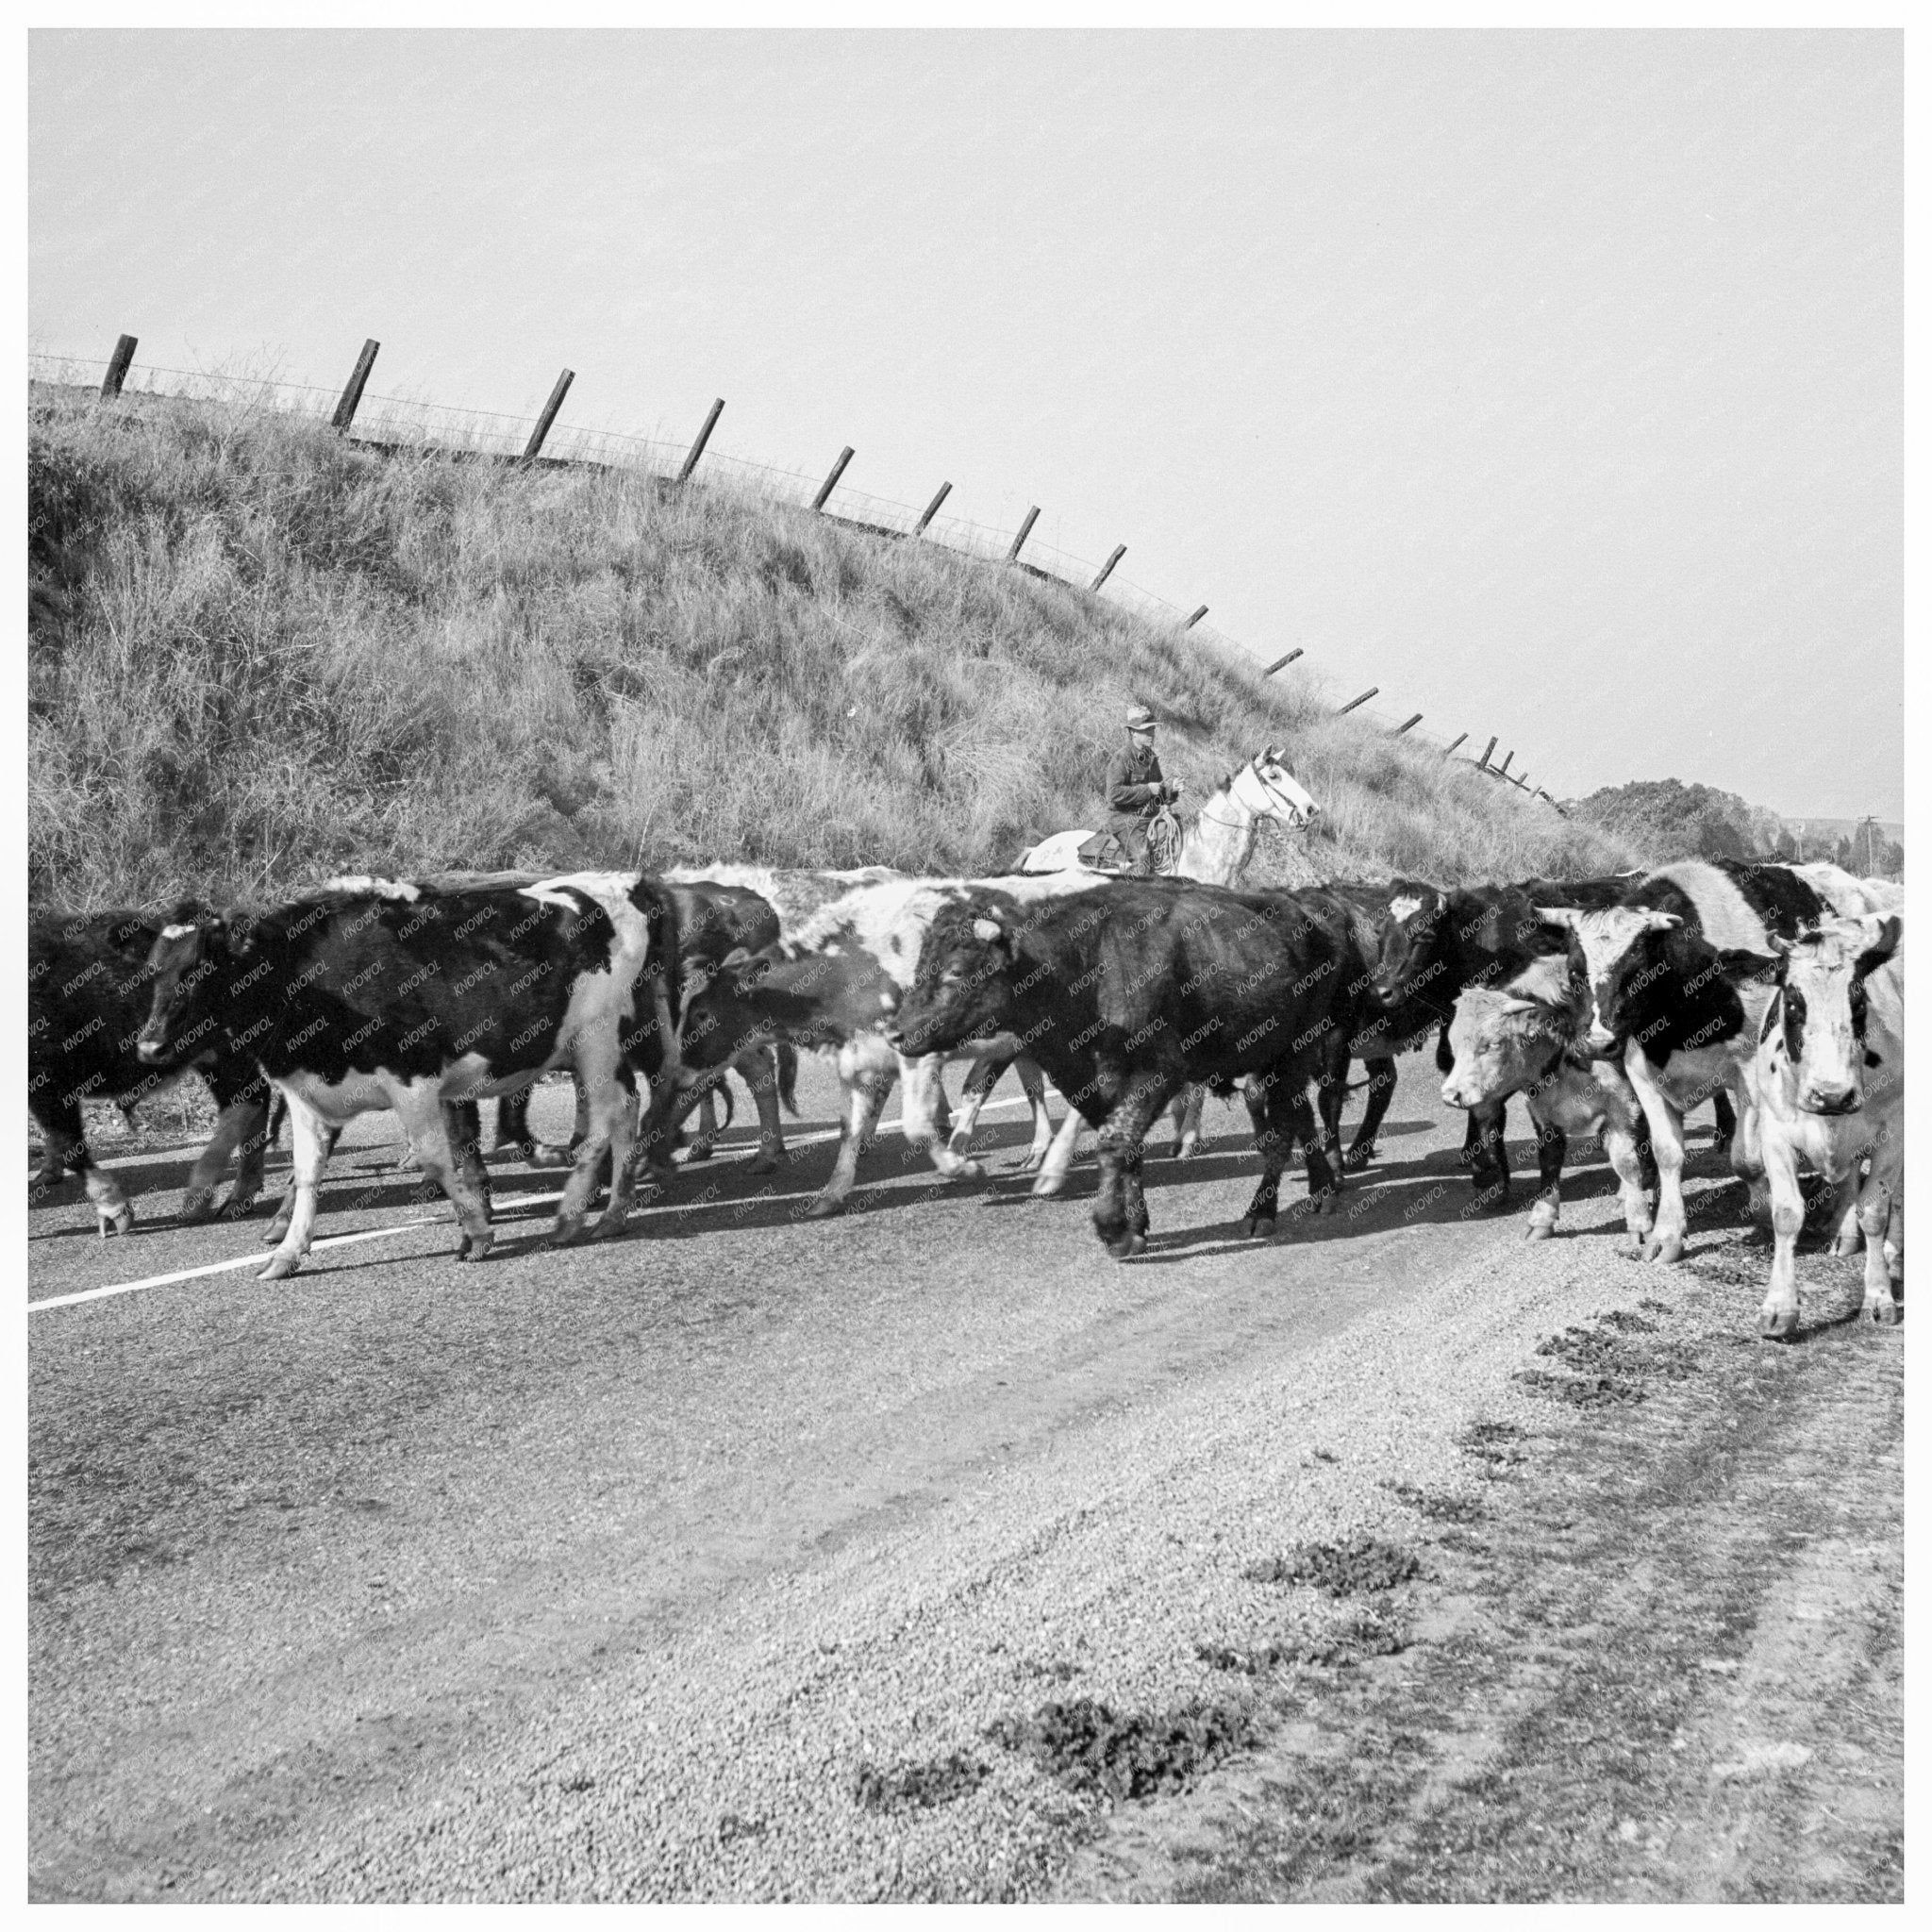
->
left=1107, top=740, right=1169, bottom=824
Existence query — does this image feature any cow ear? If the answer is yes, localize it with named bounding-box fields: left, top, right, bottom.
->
left=718, top=945, right=758, bottom=981
left=1535, top=907, right=1580, bottom=931
left=1719, top=947, right=1780, bottom=984
left=1643, top=911, right=1683, bottom=933
left=1857, top=914, right=1902, bottom=978
left=971, top=916, right=1005, bottom=944
left=225, top=915, right=255, bottom=958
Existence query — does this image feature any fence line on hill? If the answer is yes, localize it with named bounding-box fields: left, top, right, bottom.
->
left=32, top=335, right=1566, bottom=809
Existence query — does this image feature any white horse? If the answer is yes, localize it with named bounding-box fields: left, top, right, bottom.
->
left=1017, top=744, right=1319, bottom=881
left=948, top=747, right=1324, bottom=1182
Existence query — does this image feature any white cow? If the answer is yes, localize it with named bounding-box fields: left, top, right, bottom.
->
left=1753, top=913, right=1905, bottom=1338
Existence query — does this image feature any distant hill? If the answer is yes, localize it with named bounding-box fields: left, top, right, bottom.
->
left=1563, top=778, right=1903, bottom=879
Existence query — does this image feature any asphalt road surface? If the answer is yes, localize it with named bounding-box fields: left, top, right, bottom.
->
left=28, top=1053, right=1747, bottom=1901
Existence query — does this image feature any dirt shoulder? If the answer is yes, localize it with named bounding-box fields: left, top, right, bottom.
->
left=1062, top=1241, right=1905, bottom=1903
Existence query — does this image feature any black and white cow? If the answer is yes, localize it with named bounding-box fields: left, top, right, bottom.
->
left=1539, top=859, right=1829, bottom=1265
left=136, top=873, right=676, bottom=1278
left=688, top=868, right=1112, bottom=1214
left=885, top=877, right=1360, bottom=1257
left=29, top=907, right=275, bottom=1233
left=1752, top=913, right=1905, bottom=1336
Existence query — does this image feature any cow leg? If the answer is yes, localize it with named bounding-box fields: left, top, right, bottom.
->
left=1092, top=1082, right=1166, bottom=1259
left=1857, top=1173, right=1900, bottom=1324
left=1710, top=1089, right=1737, bottom=1152
left=1524, top=1103, right=1566, bottom=1240
left=737, top=1045, right=787, bottom=1174
left=1622, top=1047, right=1689, bottom=1265
left=264, top=1121, right=337, bottom=1245
left=1311, top=1042, right=1349, bottom=1191
left=1464, top=1100, right=1510, bottom=1210
left=585, top=1076, right=640, bottom=1241
left=178, top=1093, right=262, bottom=1224
left=900, top=1053, right=982, bottom=1181
left=1031, top=1104, right=1088, bottom=1198
left=1601, top=1120, right=1657, bottom=1253
left=553, top=1058, right=635, bottom=1245
left=219, top=1076, right=275, bottom=1218
left=1168, top=1083, right=1208, bottom=1158
left=1014, top=1058, right=1058, bottom=1172
left=391, top=1083, right=493, bottom=1263
left=687, top=1088, right=720, bottom=1162
left=810, top=1067, right=897, bottom=1218
left=1757, top=1129, right=1807, bottom=1339
left=946, top=1055, right=1006, bottom=1165
left=29, top=1094, right=133, bottom=1234
left=259, top=1098, right=334, bottom=1279
left=446, top=1100, right=492, bottom=1220
left=1829, top=1174, right=1865, bottom=1258
left=1345, top=1055, right=1399, bottom=1170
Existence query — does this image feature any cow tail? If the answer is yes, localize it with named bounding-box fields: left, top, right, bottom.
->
left=776, top=1040, right=800, bottom=1116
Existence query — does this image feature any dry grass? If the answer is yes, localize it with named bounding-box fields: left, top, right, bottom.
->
left=28, top=387, right=1638, bottom=910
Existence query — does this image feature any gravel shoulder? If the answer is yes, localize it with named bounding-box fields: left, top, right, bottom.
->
left=27, top=1062, right=1904, bottom=1901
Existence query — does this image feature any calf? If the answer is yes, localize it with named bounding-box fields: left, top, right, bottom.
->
left=136, top=873, right=675, bottom=1279
left=1440, top=960, right=1656, bottom=1250
left=886, top=878, right=1355, bottom=1257
left=29, top=908, right=274, bottom=1233
left=1753, top=914, right=1904, bottom=1337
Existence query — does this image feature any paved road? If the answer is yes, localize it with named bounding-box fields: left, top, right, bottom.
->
left=27, top=1055, right=1717, bottom=1901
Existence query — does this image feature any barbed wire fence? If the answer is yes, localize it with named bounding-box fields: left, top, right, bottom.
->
left=32, top=333, right=1568, bottom=808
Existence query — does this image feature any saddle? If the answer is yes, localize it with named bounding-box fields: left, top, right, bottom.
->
left=1078, top=807, right=1183, bottom=875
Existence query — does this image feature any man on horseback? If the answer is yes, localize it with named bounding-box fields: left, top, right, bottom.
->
left=1106, top=706, right=1182, bottom=876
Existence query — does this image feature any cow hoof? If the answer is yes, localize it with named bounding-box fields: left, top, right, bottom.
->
left=177, top=1191, right=219, bottom=1224
left=804, top=1193, right=846, bottom=1220
left=1758, top=1307, right=1797, bottom=1341
left=585, top=1217, right=628, bottom=1244
left=1243, top=1215, right=1276, bottom=1240
left=746, top=1153, right=781, bottom=1175
left=525, top=1143, right=575, bottom=1170
left=96, top=1202, right=136, bottom=1239
left=1344, top=1145, right=1376, bottom=1173
left=1106, top=1231, right=1147, bottom=1259
left=258, top=1252, right=301, bottom=1282
left=953, top=1158, right=987, bottom=1182
left=1013, top=1153, right=1046, bottom=1174
left=1308, top=1194, right=1337, bottom=1218
left=1868, top=1300, right=1902, bottom=1326
left=685, top=1144, right=714, bottom=1165
left=220, top=1188, right=264, bottom=1219
left=1642, top=1234, right=1685, bottom=1265
left=458, top=1233, right=494, bottom=1262
left=1030, top=1175, right=1067, bottom=1199
left=1524, top=1222, right=1554, bottom=1241
left=392, top=1151, right=419, bottom=1174
left=548, top=1219, right=589, bottom=1248
left=1830, top=1233, right=1862, bottom=1258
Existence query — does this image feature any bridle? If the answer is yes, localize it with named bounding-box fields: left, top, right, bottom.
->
left=1195, top=757, right=1313, bottom=831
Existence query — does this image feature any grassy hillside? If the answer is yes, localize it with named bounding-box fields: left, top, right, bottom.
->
left=28, top=387, right=1638, bottom=910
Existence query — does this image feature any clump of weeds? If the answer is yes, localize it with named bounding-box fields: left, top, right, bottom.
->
left=1244, top=1537, right=1420, bottom=1595
left=848, top=1751, right=989, bottom=1813
left=986, top=1696, right=1258, bottom=1803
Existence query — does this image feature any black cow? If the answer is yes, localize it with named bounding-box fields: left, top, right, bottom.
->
left=136, top=872, right=676, bottom=1279
left=29, top=908, right=274, bottom=1233
left=885, top=878, right=1357, bottom=1257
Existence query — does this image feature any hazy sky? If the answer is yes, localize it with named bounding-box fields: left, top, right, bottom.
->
left=29, top=30, right=1902, bottom=820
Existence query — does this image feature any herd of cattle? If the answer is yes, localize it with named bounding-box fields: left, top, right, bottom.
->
left=28, top=833, right=1905, bottom=1337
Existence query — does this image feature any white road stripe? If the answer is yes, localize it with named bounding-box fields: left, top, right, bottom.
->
left=29, top=1094, right=1049, bottom=1313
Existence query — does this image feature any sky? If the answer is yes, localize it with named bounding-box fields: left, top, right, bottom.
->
left=28, top=29, right=1903, bottom=821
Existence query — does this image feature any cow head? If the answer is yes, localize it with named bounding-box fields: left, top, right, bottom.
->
left=1370, top=886, right=1447, bottom=1011
left=1537, top=905, right=1681, bottom=1058
left=137, top=904, right=240, bottom=1064
left=1235, top=746, right=1320, bottom=829
left=883, top=903, right=1019, bottom=1058
left=1764, top=914, right=1901, bottom=1116
left=1441, top=988, right=1565, bottom=1109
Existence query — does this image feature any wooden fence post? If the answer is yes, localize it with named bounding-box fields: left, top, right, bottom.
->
left=1183, top=606, right=1208, bottom=629
left=678, top=399, right=725, bottom=482
left=1090, top=545, right=1125, bottom=591
left=1393, top=713, right=1423, bottom=735
left=914, top=481, right=952, bottom=536
left=1338, top=688, right=1379, bottom=715
left=331, top=339, right=380, bottom=431
left=1495, top=750, right=1514, bottom=778
left=812, top=447, right=855, bottom=512
left=1443, top=732, right=1469, bottom=755
left=99, top=333, right=138, bottom=401
left=1475, top=736, right=1497, bottom=772
left=1006, top=506, right=1041, bottom=562
left=522, top=369, right=575, bottom=460
left=1263, top=648, right=1304, bottom=675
